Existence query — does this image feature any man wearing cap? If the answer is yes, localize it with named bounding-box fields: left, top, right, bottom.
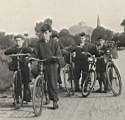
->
left=68, top=32, right=98, bottom=91
left=4, top=35, right=33, bottom=105
left=34, top=23, right=62, bottom=109
left=72, top=32, right=89, bottom=91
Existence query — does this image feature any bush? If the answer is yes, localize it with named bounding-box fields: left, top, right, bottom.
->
left=0, top=50, right=12, bottom=91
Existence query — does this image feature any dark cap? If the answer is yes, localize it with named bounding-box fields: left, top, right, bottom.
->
left=40, top=24, right=52, bottom=32
left=14, top=34, right=24, bottom=40
left=52, top=30, right=59, bottom=38
left=79, top=32, right=85, bottom=36
left=97, top=36, right=104, bottom=40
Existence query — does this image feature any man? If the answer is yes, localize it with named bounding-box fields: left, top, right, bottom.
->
left=96, top=38, right=108, bottom=93
left=4, top=35, right=32, bottom=104
left=52, top=31, right=65, bottom=89
left=68, top=32, right=98, bottom=92
left=34, top=23, right=62, bottom=109
left=66, top=32, right=89, bottom=91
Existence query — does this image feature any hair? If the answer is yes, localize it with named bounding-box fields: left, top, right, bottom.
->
left=40, top=24, right=52, bottom=33
left=79, top=32, right=85, bottom=37
left=52, top=31, right=59, bottom=38
left=14, top=34, right=24, bottom=40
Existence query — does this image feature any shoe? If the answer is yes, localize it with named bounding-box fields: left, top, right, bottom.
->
left=44, top=98, right=50, bottom=105
left=75, top=89, right=81, bottom=92
left=53, top=101, right=59, bottom=109
left=95, top=89, right=103, bottom=93
left=59, top=84, right=63, bottom=89
left=23, top=98, right=31, bottom=103
left=103, top=90, right=107, bottom=93
left=15, top=100, right=21, bottom=109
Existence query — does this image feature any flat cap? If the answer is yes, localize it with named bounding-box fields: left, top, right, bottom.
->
left=79, top=32, right=85, bottom=36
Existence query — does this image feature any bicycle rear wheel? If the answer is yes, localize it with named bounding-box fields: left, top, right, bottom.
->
left=63, top=64, right=75, bottom=96
left=106, top=62, right=122, bottom=96
left=32, top=75, right=43, bottom=116
left=81, top=70, right=96, bottom=97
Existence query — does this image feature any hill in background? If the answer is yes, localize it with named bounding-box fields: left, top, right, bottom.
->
left=69, top=21, right=94, bottom=35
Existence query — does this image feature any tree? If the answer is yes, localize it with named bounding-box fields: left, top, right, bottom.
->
left=121, top=18, right=125, bottom=26
left=0, top=32, right=15, bottom=49
left=91, top=26, right=113, bottom=43
left=59, top=29, right=75, bottom=47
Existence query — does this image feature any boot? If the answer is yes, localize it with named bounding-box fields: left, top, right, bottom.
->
left=53, top=101, right=59, bottom=109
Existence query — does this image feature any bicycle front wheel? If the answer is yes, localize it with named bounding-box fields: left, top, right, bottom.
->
left=81, top=70, right=96, bottom=97
left=106, top=62, right=122, bottom=96
left=32, top=75, right=43, bottom=116
left=13, top=71, right=23, bottom=108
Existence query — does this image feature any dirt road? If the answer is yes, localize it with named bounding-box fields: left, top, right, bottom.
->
left=0, top=50, right=125, bottom=120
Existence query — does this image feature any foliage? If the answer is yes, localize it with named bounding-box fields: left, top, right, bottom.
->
left=0, top=32, right=15, bottom=49
left=69, top=21, right=93, bottom=35
left=91, top=26, right=113, bottom=43
left=0, top=50, right=12, bottom=91
left=59, top=29, right=75, bottom=47
left=121, top=18, right=125, bottom=26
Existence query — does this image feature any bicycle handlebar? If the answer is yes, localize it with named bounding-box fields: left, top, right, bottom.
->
left=8, top=53, right=30, bottom=57
left=29, top=56, right=63, bottom=63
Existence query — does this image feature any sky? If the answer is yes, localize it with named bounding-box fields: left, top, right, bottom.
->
left=0, top=0, right=124, bottom=35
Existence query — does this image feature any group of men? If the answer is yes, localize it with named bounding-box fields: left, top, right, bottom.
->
left=4, top=19, right=117, bottom=110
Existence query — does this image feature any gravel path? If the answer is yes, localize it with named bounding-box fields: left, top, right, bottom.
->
left=0, top=50, right=125, bottom=120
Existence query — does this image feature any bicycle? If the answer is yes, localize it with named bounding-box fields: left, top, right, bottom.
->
left=105, top=49, right=122, bottom=96
left=63, top=52, right=75, bottom=96
left=29, top=57, right=49, bottom=116
left=81, top=52, right=97, bottom=97
left=8, top=53, right=30, bottom=108
left=30, top=56, right=62, bottom=116
left=8, top=54, right=48, bottom=116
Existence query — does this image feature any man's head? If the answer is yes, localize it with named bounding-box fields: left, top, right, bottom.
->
left=99, top=38, right=105, bottom=47
left=52, top=31, right=59, bottom=42
left=14, top=35, right=25, bottom=48
left=43, top=18, right=52, bottom=26
left=79, top=32, right=86, bottom=46
left=38, top=24, right=52, bottom=42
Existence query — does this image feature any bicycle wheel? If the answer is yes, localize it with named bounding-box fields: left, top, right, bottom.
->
left=106, top=62, right=122, bottom=96
left=13, top=71, right=23, bottom=108
left=81, top=70, right=96, bottom=97
left=32, top=75, right=43, bottom=116
left=63, top=64, right=75, bottom=96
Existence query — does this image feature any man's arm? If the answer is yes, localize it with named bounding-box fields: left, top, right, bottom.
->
left=4, top=46, right=17, bottom=55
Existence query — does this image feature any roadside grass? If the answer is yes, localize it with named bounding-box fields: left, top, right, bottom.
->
left=0, top=50, right=12, bottom=92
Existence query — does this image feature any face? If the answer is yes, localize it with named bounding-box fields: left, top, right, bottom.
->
left=16, top=38, right=24, bottom=48
left=80, top=36, right=86, bottom=46
left=43, top=30, right=52, bottom=43
left=100, top=39, right=105, bottom=46
left=36, top=32, right=43, bottom=40
left=53, top=37, right=59, bottom=42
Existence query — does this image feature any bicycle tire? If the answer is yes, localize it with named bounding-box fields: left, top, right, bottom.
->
left=81, top=70, right=96, bottom=97
left=32, top=75, right=43, bottom=116
left=106, top=62, right=122, bottom=96
left=13, top=71, right=23, bottom=108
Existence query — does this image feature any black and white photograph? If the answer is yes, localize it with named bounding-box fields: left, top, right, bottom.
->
left=0, top=0, right=125, bottom=120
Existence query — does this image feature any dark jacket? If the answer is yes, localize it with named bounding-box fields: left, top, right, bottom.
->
left=4, top=45, right=33, bottom=70
left=34, top=38, right=63, bottom=65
